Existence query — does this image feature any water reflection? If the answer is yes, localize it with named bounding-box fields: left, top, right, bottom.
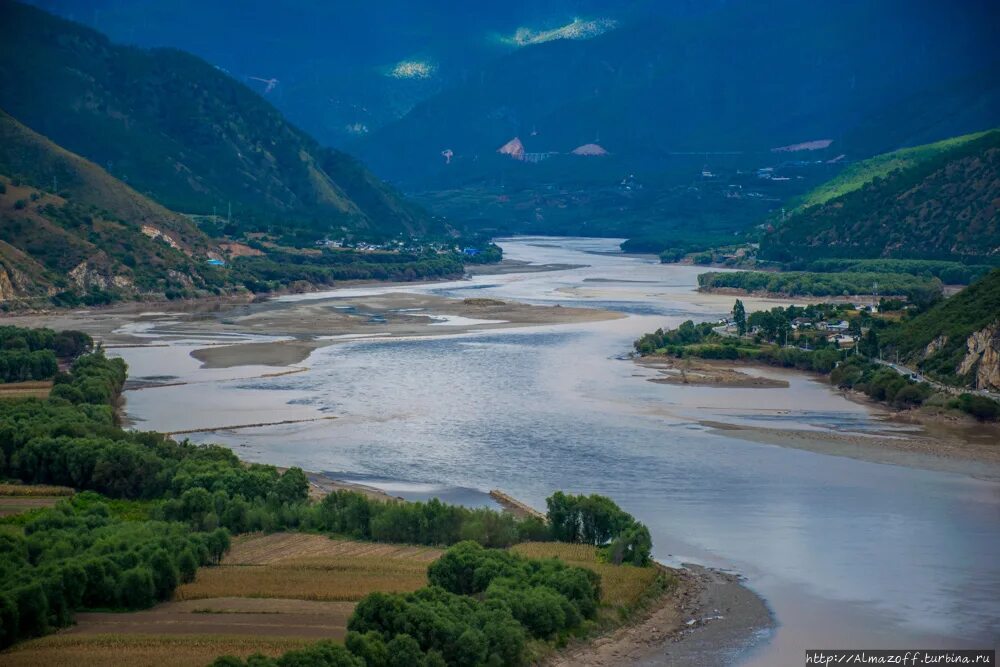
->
left=115, top=237, right=1000, bottom=663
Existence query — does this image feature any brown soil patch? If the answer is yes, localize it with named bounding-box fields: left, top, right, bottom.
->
left=63, top=599, right=353, bottom=639
left=0, top=496, right=62, bottom=517
left=0, top=634, right=314, bottom=667
left=0, top=380, right=52, bottom=399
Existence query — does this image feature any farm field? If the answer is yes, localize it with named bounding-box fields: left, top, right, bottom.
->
left=0, top=496, right=63, bottom=517
left=1, top=533, right=442, bottom=666
left=512, top=542, right=668, bottom=609
left=174, top=533, right=441, bottom=601
left=0, top=380, right=53, bottom=399
left=0, top=634, right=316, bottom=667
left=0, top=482, right=74, bottom=516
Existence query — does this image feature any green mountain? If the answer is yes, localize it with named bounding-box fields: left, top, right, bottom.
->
left=786, top=130, right=994, bottom=213
left=760, top=131, right=1000, bottom=264
left=884, top=269, right=1000, bottom=391
left=0, top=110, right=224, bottom=305
left=0, top=0, right=435, bottom=241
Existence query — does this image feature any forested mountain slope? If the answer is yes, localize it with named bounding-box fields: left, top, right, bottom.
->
left=884, top=270, right=1000, bottom=390
left=760, top=131, right=1000, bottom=264
left=0, top=0, right=435, bottom=241
left=0, top=111, right=224, bottom=305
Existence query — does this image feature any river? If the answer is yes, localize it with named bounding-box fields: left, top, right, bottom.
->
left=113, top=237, right=1000, bottom=664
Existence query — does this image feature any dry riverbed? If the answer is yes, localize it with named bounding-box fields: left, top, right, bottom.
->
left=635, top=350, right=1000, bottom=477
left=637, top=356, right=789, bottom=389
left=3, top=291, right=622, bottom=370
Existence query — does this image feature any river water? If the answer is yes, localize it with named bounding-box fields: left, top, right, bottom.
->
left=114, top=237, right=1000, bottom=664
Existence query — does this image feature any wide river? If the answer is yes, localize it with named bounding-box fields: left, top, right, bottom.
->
left=115, top=237, right=1000, bottom=664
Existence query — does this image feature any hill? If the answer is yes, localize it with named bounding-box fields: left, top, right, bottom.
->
left=0, top=0, right=435, bottom=242
left=884, top=269, right=1000, bottom=391
left=0, top=110, right=224, bottom=305
left=760, top=131, right=1000, bottom=264
left=786, top=130, right=994, bottom=213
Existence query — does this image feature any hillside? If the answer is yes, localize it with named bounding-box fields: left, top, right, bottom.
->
left=884, top=269, right=1000, bottom=391
left=0, top=111, right=224, bottom=305
left=787, top=130, right=994, bottom=213
left=0, top=0, right=435, bottom=241
left=760, top=131, right=1000, bottom=263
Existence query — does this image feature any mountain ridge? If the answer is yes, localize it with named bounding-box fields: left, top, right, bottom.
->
left=760, top=130, right=1000, bottom=264
left=0, top=0, right=436, bottom=241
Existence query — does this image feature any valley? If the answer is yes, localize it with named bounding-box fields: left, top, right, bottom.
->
left=13, top=237, right=994, bottom=665
left=2, top=1, right=999, bottom=665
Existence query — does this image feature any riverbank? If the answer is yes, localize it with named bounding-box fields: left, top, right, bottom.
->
left=548, top=565, right=772, bottom=667
left=700, top=411, right=1000, bottom=481
left=698, top=286, right=884, bottom=303
left=635, top=353, right=1000, bottom=476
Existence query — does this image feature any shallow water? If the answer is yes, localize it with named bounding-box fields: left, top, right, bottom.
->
left=115, top=237, right=1000, bottom=664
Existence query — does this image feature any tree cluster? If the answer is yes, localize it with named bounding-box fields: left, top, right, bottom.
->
left=0, top=494, right=227, bottom=647
left=698, top=270, right=943, bottom=305
left=545, top=492, right=652, bottom=566
left=215, top=541, right=603, bottom=667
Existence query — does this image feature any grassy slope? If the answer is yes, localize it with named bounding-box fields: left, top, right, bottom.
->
left=0, top=110, right=214, bottom=254
left=761, top=130, right=1000, bottom=262
left=790, top=130, right=993, bottom=212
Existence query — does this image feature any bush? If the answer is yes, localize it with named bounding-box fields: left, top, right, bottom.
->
left=956, top=394, right=1000, bottom=422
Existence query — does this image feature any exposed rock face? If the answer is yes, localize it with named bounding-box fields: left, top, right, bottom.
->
left=0, top=264, right=18, bottom=301
left=141, top=225, right=183, bottom=251
left=924, top=334, right=948, bottom=357
left=68, top=260, right=134, bottom=293
left=958, top=322, right=1000, bottom=391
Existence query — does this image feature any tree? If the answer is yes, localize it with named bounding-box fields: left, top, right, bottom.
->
left=859, top=328, right=879, bottom=358
left=118, top=566, right=155, bottom=608
left=733, top=299, right=747, bottom=336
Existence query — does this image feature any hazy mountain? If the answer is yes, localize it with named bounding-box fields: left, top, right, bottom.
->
left=0, top=0, right=436, bottom=241
left=761, top=131, right=1000, bottom=264
left=25, top=0, right=699, bottom=148
left=356, top=0, right=1000, bottom=186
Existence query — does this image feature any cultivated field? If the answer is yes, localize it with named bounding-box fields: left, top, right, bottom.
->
left=222, top=531, right=441, bottom=565
left=0, top=380, right=53, bottom=399
left=0, top=483, right=73, bottom=517
left=0, top=483, right=74, bottom=496
left=0, top=497, right=62, bottom=517
left=512, top=542, right=665, bottom=609
left=0, top=634, right=315, bottom=667
left=2, top=533, right=442, bottom=666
